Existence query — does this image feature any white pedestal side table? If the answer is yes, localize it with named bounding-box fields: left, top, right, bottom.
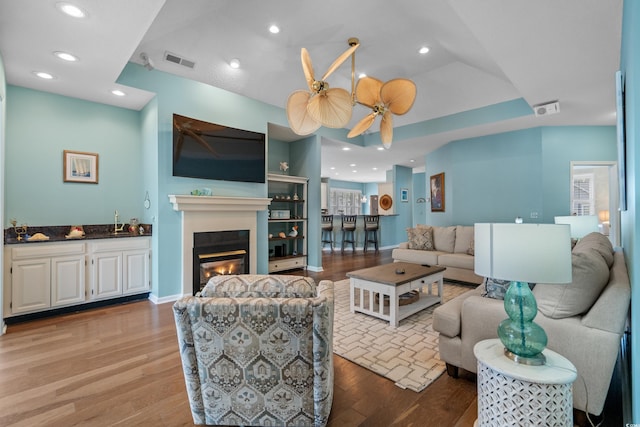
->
left=473, top=339, right=577, bottom=427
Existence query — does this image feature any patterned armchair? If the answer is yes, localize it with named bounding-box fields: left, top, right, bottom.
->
left=173, top=275, right=334, bottom=426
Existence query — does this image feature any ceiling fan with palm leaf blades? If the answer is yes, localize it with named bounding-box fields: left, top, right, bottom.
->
left=347, top=76, right=416, bottom=148
left=286, top=37, right=417, bottom=149
left=286, top=42, right=359, bottom=135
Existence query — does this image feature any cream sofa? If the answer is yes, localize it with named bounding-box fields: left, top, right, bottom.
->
left=392, top=225, right=483, bottom=284
left=432, top=232, right=630, bottom=417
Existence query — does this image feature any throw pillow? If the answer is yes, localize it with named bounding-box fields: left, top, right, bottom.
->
left=433, top=226, right=456, bottom=253
left=572, top=232, right=614, bottom=267
left=453, top=225, right=474, bottom=254
left=406, top=226, right=434, bottom=250
left=467, top=237, right=475, bottom=255
left=533, top=249, right=609, bottom=319
left=483, top=277, right=534, bottom=300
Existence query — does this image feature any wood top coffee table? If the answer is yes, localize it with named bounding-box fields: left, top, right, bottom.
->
left=346, top=262, right=446, bottom=327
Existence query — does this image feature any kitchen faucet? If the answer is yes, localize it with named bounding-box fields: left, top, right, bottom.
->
left=114, top=210, right=124, bottom=234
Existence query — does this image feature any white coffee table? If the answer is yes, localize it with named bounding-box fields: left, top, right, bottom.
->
left=346, top=262, right=445, bottom=327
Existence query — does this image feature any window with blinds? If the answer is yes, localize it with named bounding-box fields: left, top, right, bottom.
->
left=572, top=173, right=595, bottom=215
left=329, top=188, right=363, bottom=215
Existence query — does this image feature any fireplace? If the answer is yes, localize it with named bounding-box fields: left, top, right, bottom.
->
left=168, top=194, right=271, bottom=296
left=193, top=230, right=249, bottom=295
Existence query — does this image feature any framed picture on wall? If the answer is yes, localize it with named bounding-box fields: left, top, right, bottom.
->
left=430, top=172, right=445, bottom=212
left=63, top=150, right=99, bottom=184
left=401, top=188, right=409, bottom=202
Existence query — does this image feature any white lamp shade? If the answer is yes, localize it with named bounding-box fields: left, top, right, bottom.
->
left=474, top=223, right=572, bottom=284
left=554, top=215, right=599, bottom=238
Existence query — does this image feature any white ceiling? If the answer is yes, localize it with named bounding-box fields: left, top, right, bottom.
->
left=0, top=0, right=623, bottom=182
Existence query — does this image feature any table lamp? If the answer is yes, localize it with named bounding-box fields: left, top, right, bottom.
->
left=474, top=223, right=572, bottom=365
left=554, top=215, right=599, bottom=239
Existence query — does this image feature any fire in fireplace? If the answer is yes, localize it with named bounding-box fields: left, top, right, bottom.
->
left=193, top=230, right=249, bottom=295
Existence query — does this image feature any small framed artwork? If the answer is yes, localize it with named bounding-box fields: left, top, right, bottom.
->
left=400, top=188, right=409, bottom=202
left=63, top=150, right=99, bottom=184
left=430, top=172, right=445, bottom=212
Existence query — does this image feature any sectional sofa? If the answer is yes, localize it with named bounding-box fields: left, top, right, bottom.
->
left=432, top=232, right=631, bottom=417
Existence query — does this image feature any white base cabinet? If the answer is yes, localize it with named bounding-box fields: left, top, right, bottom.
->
left=90, top=238, right=151, bottom=301
left=3, top=237, right=150, bottom=317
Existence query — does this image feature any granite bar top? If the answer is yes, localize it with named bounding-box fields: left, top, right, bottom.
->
left=4, top=223, right=152, bottom=245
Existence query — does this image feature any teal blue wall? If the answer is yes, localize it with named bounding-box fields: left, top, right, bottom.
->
left=424, top=126, right=616, bottom=227
left=390, top=165, right=413, bottom=243
left=412, top=172, right=428, bottom=225
left=289, top=135, right=322, bottom=269
left=5, top=86, right=144, bottom=226
left=620, top=0, right=639, bottom=421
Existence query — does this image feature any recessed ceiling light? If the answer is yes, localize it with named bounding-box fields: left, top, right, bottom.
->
left=229, top=58, right=240, bottom=69
left=111, top=89, right=126, bottom=96
left=352, top=170, right=357, bottom=173
left=419, top=46, right=430, bottom=54
left=54, top=51, right=78, bottom=62
left=410, top=159, right=415, bottom=163
left=34, top=71, right=54, bottom=79
left=349, top=163, right=356, bottom=167
left=269, top=25, right=280, bottom=34
left=342, top=147, right=351, bottom=151
left=330, top=167, right=335, bottom=170
left=358, top=73, right=367, bottom=79
left=372, top=167, right=378, bottom=171
left=56, top=2, right=87, bottom=18
left=377, top=147, right=384, bottom=151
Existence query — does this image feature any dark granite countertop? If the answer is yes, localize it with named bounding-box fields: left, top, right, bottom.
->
left=4, top=223, right=152, bottom=245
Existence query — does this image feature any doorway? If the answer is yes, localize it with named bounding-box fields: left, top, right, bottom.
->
left=570, top=161, right=619, bottom=246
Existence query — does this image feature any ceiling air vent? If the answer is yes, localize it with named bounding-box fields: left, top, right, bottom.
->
left=164, top=51, right=195, bottom=69
left=533, top=100, right=560, bottom=117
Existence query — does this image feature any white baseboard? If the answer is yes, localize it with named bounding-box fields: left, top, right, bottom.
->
left=148, top=293, right=185, bottom=305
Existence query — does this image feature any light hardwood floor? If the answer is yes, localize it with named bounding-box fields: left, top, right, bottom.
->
left=0, top=248, right=619, bottom=426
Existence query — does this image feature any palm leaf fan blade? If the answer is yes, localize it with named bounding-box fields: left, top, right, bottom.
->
left=347, top=113, right=376, bottom=138
left=380, top=112, right=394, bottom=148
left=354, top=76, right=383, bottom=107
left=301, top=48, right=315, bottom=90
left=287, top=90, right=320, bottom=135
left=307, top=88, right=353, bottom=128
left=380, top=78, right=417, bottom=115
left=321, top=43, right=359, bottom=80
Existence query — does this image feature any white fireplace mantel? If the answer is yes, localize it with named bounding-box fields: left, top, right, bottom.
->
left=168, top=195, right=271, bottom=212
left=168, top=195, right=271, bottom=295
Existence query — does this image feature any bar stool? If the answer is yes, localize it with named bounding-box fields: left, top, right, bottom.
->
left=321, top=215, right=334, bottom=251
left=341, top=215, right=357, bottom=253
left=363, top=215, right=379, bottom=253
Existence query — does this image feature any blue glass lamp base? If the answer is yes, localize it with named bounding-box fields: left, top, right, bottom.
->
left=497, top=281, right=548, bottom=366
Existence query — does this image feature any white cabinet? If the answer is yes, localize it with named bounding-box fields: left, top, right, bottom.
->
left=51, top=255, right=86, bottom=307
left=268, top=173, right=308, bottom=273
left=11, top=258, right=51, bottom=314
left=3, top=237, right=151, bottom=318
left=7, top=242, right=86, bottom=315
left=90, top=238, right=151, bottom=300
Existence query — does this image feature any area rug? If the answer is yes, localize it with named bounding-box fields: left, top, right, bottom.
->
left=332, top=279, right=472, bottom=392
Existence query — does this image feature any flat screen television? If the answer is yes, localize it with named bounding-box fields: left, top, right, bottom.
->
left=173, top=114, right=266, bottom=183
